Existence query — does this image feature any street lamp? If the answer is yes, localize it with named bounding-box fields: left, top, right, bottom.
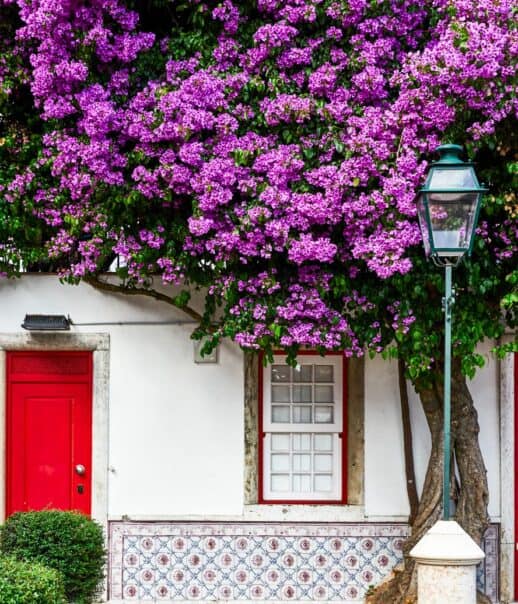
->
left=416, top=144, right=487, bottom=520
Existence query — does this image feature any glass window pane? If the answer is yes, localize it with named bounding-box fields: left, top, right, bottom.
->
left=315, top=365, right=334, bottom=382
left=271, top=474, right=290, bottom=492
left=271, top=454, right=290, bottom=472
left=314, top=434, right=333, bottom=451
left=314, top=454, right=333, bottom=472
left=293, top=474, right=311, bottom=492
left=293, top=405, right=312, bottom=423
left=271, top=434, right=290, bottom=451
left=272, top=385, right=290, bottom=402
left=293, top=454, right=311, bottom=472
left=315, top=406, right=333, bottom=423
left=293, top=385, right=312, bottom=403
left=315, top=385, right=334, bottom=402
left=293, top=433, right=311, bottom=451
left=272, top=365, right=290, bottom=382
left=272, top=405, right=290, bottom=423
left=314, top=474, right=332, bottom=492
left=293, top=365, right=312, bottom=382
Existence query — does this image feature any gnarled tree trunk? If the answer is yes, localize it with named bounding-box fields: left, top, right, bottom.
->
left=366, top=360, right=490, bottom=604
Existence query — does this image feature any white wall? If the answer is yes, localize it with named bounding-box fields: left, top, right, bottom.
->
left=0, top=275, right=244, bottom=518
left=0, top=275, right=502, bottom=521
left=365, top=343, right=500, bottom=520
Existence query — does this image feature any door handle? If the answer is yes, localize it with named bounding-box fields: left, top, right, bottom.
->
left=75, top=464, right=86, bottom=476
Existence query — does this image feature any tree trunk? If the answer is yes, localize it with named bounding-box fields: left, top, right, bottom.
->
left=399, top=357, right=419, bottom=525
left=366, top=362, right=490, bottom=604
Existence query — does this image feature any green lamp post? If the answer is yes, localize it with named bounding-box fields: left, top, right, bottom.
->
left=416, top=144, right=487, bottom=520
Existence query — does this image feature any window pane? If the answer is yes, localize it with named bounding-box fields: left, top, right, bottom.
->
left=293, top=433, right=311, bottom=451
left=314, top=474, right=332, bottom=492
left=314, top=454, right=332, bottom=472
left=272, top=385, right=290, bottom=402
left=293, top=405, right=312, bottom=423
left=271, top=474, right=290, bottom=492
left=272, top=365, right=290, bottom=382
left=315, top=365, right=334, bottom=382
left=293, top=454, right=311, bottom=472
left=293, top=474, right=311, bottom=492
left=272, top=405, right=290, bottom=423
left=271, top=434, right=290, bottom=451
left=315, top=385, right=334, bottom=402
left=315, top=406, right=333, bottom=423
left=314, top=434, right=333, bottom=451
left=293, top=365, right=312, bottom=382
left=293, top=385, right=312, bottom=403
left=271, top=454, right=290, bottom=472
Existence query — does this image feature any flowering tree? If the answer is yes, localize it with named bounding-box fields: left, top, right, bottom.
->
left=0, top=0, right=516, bottom=601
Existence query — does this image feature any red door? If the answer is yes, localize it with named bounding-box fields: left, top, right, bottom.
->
left=6, top=351, right=92, bottom=516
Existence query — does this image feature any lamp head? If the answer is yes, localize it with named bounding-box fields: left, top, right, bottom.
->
left=416, top=145, right=487, bottom=262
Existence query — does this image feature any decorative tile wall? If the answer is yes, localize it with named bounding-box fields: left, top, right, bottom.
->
left=109, top=522, right=498, bottom=602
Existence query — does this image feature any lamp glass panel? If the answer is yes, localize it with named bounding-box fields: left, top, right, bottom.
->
left=427, top=167, right=478, bottom=189
left=427, top=192, right=480, bottom=254
left=416, top=193, right=432, bottom=256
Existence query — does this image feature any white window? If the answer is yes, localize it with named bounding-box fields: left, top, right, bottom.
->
left=260, top=354, right=346, bottom=503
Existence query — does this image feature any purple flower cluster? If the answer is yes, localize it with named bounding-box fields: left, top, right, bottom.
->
left=1, top=0, right=516, bottom=353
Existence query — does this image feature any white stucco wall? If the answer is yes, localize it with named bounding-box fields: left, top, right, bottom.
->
left=0, top=275, right=244, bottom=518
left=0, top=275, right=503, bottom=521
left=365, top=343, right=500, bottom=520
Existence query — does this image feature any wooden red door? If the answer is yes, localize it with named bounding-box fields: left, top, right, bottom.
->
left=6, top=351, right=92, bottom=516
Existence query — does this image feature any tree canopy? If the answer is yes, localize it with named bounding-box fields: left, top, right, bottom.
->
left=0, top=0, right=516, bottom=374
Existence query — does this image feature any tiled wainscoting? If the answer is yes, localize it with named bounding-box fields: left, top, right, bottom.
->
left=109, top=522, right=499, bottom=602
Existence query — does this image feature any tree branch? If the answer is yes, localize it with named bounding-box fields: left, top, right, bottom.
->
left=83, top=276, right=204, bottom=323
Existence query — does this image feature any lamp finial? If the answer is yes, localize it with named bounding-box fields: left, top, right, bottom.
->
left=435, top=144, right=464, bottom=164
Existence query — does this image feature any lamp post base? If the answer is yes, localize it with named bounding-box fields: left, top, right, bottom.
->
left=409, top=520, right=485, bottom=604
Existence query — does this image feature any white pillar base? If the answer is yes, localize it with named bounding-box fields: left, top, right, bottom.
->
left=409, top=520, right=485, bottom=604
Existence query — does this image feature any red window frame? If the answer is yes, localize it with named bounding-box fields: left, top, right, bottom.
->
left=258, top=351, right=348, bottom=504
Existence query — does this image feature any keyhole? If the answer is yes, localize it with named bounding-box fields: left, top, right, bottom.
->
left=77, top=485, right=84, bottom=494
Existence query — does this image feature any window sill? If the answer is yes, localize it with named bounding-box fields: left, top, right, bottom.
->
left=243, top=503, right=366, bottom=523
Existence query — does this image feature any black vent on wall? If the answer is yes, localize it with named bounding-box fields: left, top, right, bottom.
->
left=21, top=315, right=70, bottom=331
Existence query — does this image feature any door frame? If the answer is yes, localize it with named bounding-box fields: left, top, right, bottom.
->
left=0, top=333, right=109, bottom=534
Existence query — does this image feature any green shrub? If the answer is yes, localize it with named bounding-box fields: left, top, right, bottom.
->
left=0, top=555, right=66, bottom=604
left=0, top=511, right=106, bottom=604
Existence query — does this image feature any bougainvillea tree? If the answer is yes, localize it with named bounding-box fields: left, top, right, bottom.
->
left=0, top=0, right=516, bottom=601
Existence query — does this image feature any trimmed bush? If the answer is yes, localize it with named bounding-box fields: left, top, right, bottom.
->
left=0, top=555, right=66, bottom=604
left=0, top=510, right=106, bottom=604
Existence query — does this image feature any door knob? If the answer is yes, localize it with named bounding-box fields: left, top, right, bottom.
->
left=75, top=464, right=86, bottom=476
